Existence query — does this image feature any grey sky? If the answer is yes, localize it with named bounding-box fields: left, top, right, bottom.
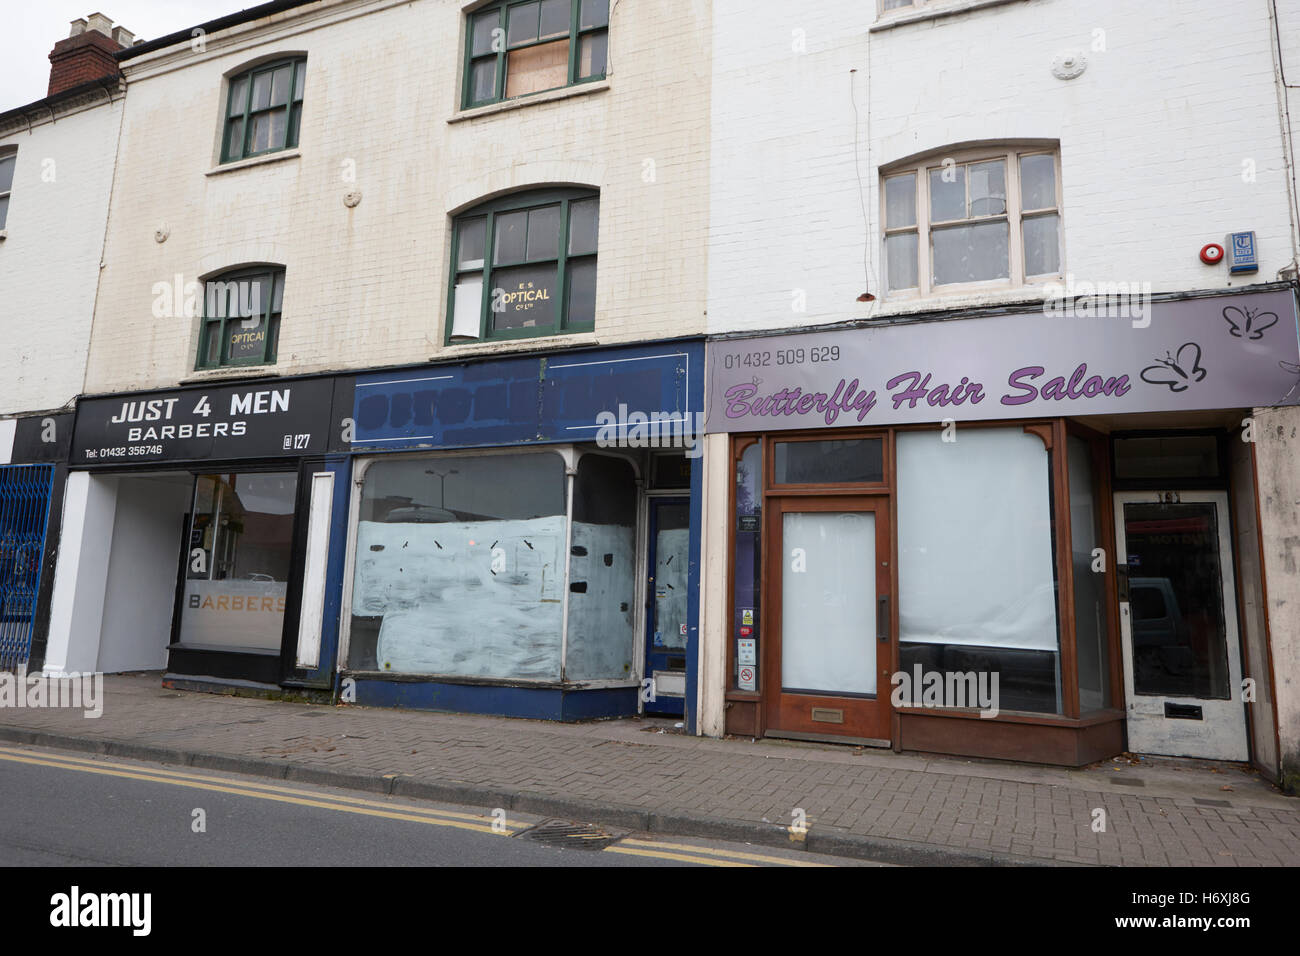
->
left=1, top=1, right=253, bottom=110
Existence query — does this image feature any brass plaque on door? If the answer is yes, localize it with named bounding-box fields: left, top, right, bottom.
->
left=810, top=707, right=844, bottom=724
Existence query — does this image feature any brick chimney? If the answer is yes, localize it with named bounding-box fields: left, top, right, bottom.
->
left=47, top=13, right=133, bottom=97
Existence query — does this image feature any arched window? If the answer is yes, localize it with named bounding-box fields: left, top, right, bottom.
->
left=448, top=188, right=599, bottom=342
left=198, top=265, right=285, bottom=369
left=221, top=57, right=306, bottom=163
left=882, top=144, right=1062, bottom=298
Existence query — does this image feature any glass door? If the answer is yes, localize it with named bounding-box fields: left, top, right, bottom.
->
left=643, top=497, right=689, bottom=715
left=1114, top=491, right=1248, bottom=760
left=764, top=495, right=892, bottom=743
left=178, top=472, right=298, bottom=652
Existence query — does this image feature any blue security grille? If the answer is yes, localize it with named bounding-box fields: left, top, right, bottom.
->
left=0, top=464, right=54, bottom=671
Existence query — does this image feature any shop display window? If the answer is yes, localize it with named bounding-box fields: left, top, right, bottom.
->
left=896, top=428, right=1062, bottom=713
left=348, top=447, right=639, bottom=683
left=180, top=472, right=298, bottom=651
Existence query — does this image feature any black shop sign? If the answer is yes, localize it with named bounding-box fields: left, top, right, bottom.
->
left=72, top=378, right=337, bottom=466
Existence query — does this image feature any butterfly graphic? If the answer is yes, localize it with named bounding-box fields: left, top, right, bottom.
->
left=1141, top=342, right=1206, bottom=392
left=1223, top=306, right=1278, bottom=340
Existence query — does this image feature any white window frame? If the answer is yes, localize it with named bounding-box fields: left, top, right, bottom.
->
left=877, top=0, right=1019, bottom=19
left=881, top=144, right=1064, bottom=301
left=0, top=148, right=15, bottom=233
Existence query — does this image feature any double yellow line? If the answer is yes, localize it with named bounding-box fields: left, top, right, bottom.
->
left=0, top=744, right=830, bottom=867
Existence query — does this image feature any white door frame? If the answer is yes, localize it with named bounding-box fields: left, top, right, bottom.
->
left=1113, top=490, right=1249, bottom=761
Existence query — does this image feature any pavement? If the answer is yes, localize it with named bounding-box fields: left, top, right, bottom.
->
left=0, top=673, right=1297, bottom=866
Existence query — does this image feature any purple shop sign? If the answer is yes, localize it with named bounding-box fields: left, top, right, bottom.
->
left=705, top=290, right=1300, bottom=432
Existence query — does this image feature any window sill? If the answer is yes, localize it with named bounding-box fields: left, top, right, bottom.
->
left=448, top=80, right=610, bottom=124
left=180, top=365, right=281, bottom=385
left=871, top=0, right=1023, bottom=31
left=342, top=669, right=638, bottom=690
left=873, top=283, right=1056, bottom=319
left=436, top=330, right=600, bottom=360
left=893, top=706, right=1124, bottom=726
left=205, top=148, right=301, bottom=177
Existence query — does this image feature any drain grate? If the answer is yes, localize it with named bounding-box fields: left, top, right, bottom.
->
left=517, top=820, right=623, bottom=851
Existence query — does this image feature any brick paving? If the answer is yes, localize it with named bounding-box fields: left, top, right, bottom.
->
left=1, top=674, right=1297, bottom=865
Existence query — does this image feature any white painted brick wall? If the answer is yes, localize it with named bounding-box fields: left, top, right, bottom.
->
left=84, top=0, right=711, bottom=395
left=0, top=97, right=122, bottom=415
left=709, top=0, right=1300, bottom=335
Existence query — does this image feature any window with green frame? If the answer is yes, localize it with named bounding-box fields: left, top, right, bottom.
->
left=198, top=266, right=285, bottom=369
left=221, top=58, right=306, bottom=163
left=448, top=189, right=598, bottom=342
left=464, top=0, right=609, bottom=109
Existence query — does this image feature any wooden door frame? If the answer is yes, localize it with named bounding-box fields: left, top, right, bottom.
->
left=762, top=492, right=893, bottom=744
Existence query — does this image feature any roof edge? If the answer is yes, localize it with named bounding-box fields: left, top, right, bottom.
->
left=116, top=0, right=327, bottom=62
left=0, top=76, right=123, bottom=130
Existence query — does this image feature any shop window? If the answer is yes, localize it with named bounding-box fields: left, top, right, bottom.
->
left=349, top=449, right=641, bottom=684
left=772, top=438, right=883, bottom=485
left=448, top=188, right=598, bottom=342
left=896, top=428, right=1062, bottom=714
left=566, top=454, right=638, bottom=680
left=221, top=57, right=306, bottom=163
left=197, top=266, right=285, bottom=369
left=883, top=146, right=1061, bottom=297
left=731, top=442, right=762, bottom=691
left=463, top=0, right=608, bottom=109
left=1069, top=435, right=1111, bottom=711
left=649, top=452, right=691, bottom=490
left=1113, top=435, right=1220, bottom=480
left=350, top=452, right=568, bottom=678
left=0, top=148, right=15, bottom=230
left=179, top=473, right=298, bottom=651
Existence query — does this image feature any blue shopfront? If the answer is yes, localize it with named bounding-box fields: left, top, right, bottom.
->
left=340, top=340, right=705, bottom=728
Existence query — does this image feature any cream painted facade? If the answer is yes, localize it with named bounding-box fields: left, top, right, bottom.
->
left=0, top=86, right=123, bottom=420
left=84, top=0, right=710, bottom=395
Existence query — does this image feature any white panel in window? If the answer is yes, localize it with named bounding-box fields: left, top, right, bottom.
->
left=897, top=429, right=1058, bottom=651
left=781, top=511, right=877, bottom=695
left=451, top=277, right=483, bottom=339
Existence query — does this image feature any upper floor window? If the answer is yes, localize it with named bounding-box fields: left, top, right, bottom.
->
left=880, top=0, right=950, bottom=13
left=463, top=0, right=609, bottom=109
left=882, top=146, right=1061, bottom=297
left=221, top=57, right=306, bottom=164
left=448, top=188, right=598, bottom=342
left=0, top=149, right=15, bottom=230
left=198, top=266, right=285, bottom=369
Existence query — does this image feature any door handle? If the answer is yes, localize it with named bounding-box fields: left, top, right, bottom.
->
left=877, top=594, right=890, bottom=642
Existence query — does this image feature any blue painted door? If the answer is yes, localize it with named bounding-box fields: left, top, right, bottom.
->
left=644, top=497, right=689, bottom=716
left=0, top=464, right=54, bottom=671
